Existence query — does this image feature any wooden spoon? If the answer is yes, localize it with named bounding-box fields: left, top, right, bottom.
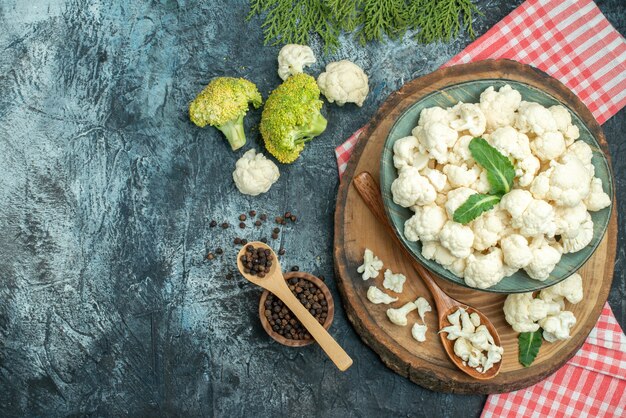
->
left=237, top=242, right=353, bottom=371
left=352, top=172, right=501, bottom=380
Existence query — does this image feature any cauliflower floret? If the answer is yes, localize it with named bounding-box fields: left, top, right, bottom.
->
left=564, top=141, right=594, bottom=177
left=539, top=311, right=576, bottom=342
left=470, top=312, right=482, bottom=328
left=554, top=202, right=588, bottom=239
left=539, top=272, right=583, bottom=304
left=549, top=105, right=580, bottom=145
left=232, top=149, right=280, bottom=196
left=467, top=346, right=485, bottom=368
left=415, top=297, right=432, bottom=323
left=479, top=85, right=522, bottom=130
left=482, top=344, right=504, bottom=373
left=500, top=189, right=533, bottom=225
left=472, top=169, right=491, bottom=193
left=529, top=168, right=552, bottom=200
left=468, top=325, right=494, bottom=351
left=516, top=155, right=541, bottom=187
left=444, top=187, right=477, bottom=218
left=366, top=286, right=398, bottom=304
left=464, top=248, right=506, bottom=289
left=447, top=308, right=463, bottom=326
left=421, top=241, right=467, bottom=277
left=471, top=208, right=507, bottom=251
left=357, top=248, right=383, bottom=280
left=387, top=302, right=417, bottom=326
left=488, top=126, right=531, bottom=160
left=501, top=234, right=533, bottom=269
left=449, top=103, right=487, bottom=136
left=404, top=204, right=447, bottom=242
left=584, top=177, right=611, bottom=211
left=418, top=106, right=451, bottom=127
left=515, top=101, right=558, bottom=135
left=519, top=199, right=557, bottom=237
left=317, top=60, right=369, bottom=106
left=393, top=136, right=430, bottom=172
left=439, top=221, right=474, bottom=258
left=561, top=211, right=593, bottom=253
left=277, top=44, right=316, bottom=80
left=524, top=237, right=562, bottom=281
left=421, top=167, right=448, bottom=192
left=454, top=338, right=474, bottom=361
left=411, top=323, right=428, bottom=342
left=545, top=154, right=591, bottom=207
left=391, top=167, right=437, bottom=207
left=443, top=163, right=481, bottom=188
left=383, top=269, right=406, bottom=293
left=460, top=310, right=476, bottom=334
left=448, top=135, right=474, bottom=166
left=531, top=131, right=566, bottom=162
left=503, top=292, right=562, bottom=332
left=414, top=122, right=458, bottom=164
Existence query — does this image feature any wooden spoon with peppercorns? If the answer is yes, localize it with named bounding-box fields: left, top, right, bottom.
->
left=352, top=172, right=501, bottom=380
left=237, top=242, right=353, bottom=371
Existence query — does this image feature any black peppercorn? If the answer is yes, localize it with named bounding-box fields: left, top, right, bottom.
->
left=209, top=220, right=217, bottom=227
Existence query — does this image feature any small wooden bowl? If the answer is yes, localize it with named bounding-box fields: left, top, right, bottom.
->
left=259, top=272, right=335, bottom=347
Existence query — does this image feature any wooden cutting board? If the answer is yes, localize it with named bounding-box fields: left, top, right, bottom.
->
left=333, top=60, right=618, bottom=394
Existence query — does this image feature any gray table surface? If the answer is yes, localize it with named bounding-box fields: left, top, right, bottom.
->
left=0, top=0, right=624, bottom=416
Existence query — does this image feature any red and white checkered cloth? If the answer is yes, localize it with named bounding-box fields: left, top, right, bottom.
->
left=335, top=0, right=626, bottom=415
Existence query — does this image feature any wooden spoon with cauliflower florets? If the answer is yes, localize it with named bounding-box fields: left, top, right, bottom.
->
left=353, top=172, right=502, bottom=380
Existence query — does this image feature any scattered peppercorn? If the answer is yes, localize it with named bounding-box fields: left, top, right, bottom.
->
left=225, top=272, right=234, bottom=280
left=215, top=248, right=223, bottom=255
left=291, top=266, right=300, bottom=272
left=290, top=215, right=297, bottom=222
left=273, top=227, right=280, bottom=234
left=206, top=253, right=215, bottom=260
left=239, top=214, right=247, bottom=221
left=249, top=210, right=256, bottom=217
left=260, top=237, right=268, bottom=243
left=275, top=216, right=283, bottom=224
left=260, top=214, right=267, bottom=221
left=239, top=244, right=273, bottom=277
left=265, top=277, right=328, bottom=340
left=271, top=233, right=279, bottom=240
left=284, top=211, right=292, bottom=219
left=221, top=222, right=229, bottom=229
left=241, top=239, right=248, bottom=245
left=234, top=237, right=241, bottom=245
left=254, top=220, right=262, bottom=227
left=209, top=220, right=217, bottom=227
left=278, top=248, right=286, bottom=255
left=239, top=222, right=246, bottom=229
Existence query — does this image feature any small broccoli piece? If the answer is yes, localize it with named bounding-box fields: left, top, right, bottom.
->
left=260, top=73, right=327, bottom=163
left=189, top=77, right=262, bottom=150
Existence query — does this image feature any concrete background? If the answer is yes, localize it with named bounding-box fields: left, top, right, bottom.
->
left=0, top=0, right=623, bottom=416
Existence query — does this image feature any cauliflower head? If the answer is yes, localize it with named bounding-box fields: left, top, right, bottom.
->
left=232, top=149, right=280, bottom=196
left=515, top=101, right=557, bottom=135
left=584, top=177, right=611, bottom=211
left=464, top=248, right=506, bottom=289
left=503, top=292, right=562, bottom=333
left=479, top=84, right=522, bottom=130
left=539, top=311, right=576, bottom=342
left=317, top=60, right=369, bottom=106
left=449, top=103, right=487, bottom=136
left=539, top=272, right=583, bottom=304
left=391, top=167, right=437, bottom=207
left=524, top=237, right=562, bottom=281
left=531, top=131, right=566, bottom=162
left=393, top=136, right=429, bottom=172
left=439, top=221, right=475, bottom=259
left=544, top=154, right=591, bottom=207
left=500, top=234, right=533, bottom=269
left=404, top=204, right=447, bottom=242
left=277, top=44, right=316, bottom=81
left=414, top=122, right=458, bottom=164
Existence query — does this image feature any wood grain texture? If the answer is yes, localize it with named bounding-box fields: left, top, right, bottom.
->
left=333, top=59, right=618, bottom=394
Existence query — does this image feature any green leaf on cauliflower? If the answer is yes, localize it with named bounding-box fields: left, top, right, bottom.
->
left=469, top=137, right=516, bottom=195
left=453, top=193, right=501, bottom=224
left=518, top=330, right=543, bottom=367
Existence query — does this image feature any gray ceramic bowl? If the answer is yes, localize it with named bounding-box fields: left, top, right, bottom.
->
left=380, top=79, right=613, bottom=293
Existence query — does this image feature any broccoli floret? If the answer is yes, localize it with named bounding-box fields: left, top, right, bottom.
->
left=260, top=73, right=327, bottom=163
left=189, top=77, right=262, bottom=150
